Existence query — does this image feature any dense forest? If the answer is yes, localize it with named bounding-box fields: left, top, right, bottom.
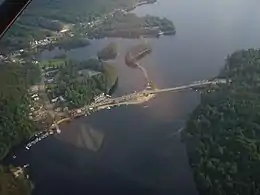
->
left=97, top=42, right=118, bottom=61
left=184, top=49, right=260, bottom=195
left=0, top=0, right=145, bottom=52
left=55, top=38, right=91, bottom=51
left=46, top=58, right=117, bottom=109
left=0, top=62, right=39, bottom=160
left=89, top=12, right=175, bottom=39
left=0, top=62, right=40, bottom=195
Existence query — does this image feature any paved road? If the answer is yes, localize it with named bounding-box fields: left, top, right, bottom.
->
left=85, top=80, right=223, bottom=111
left=146, top=81, right=214, bottom=94
left=56, top=80, right=225, bottom=125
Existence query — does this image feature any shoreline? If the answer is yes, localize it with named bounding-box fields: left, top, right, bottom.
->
left=1, top=0, right=175, bottom=61
left=0, top=0, right=173, bottom=172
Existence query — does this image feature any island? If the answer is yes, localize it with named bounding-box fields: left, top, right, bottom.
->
left=125, top=42, right=152, bottom=67
left=183, top=49, right=260, bottom=195
left=55, top=37, right=91, bottom=51
left=97, top=42, right=118, bottom=61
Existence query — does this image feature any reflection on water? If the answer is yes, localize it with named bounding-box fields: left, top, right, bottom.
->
left=108, top=77, right=119, bottom=95
left=57, top=120, right=105, bottom=152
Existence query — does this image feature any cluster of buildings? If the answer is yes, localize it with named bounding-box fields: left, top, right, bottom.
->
left=10, top=165, right=29, bottom=179
left=28, top=85, right=44, bottom=121
left=29, top=27, right=70, bottom=48
left=43, top=65, right=58, bottom=84
left=0, top=50, right=24, bottom=63
left=42, top=67, right=68, bottom=107
left=25, top=129, right=60, bottom=150
left=0, top=54, right=8, bottom=61
left=30, top=38, right=53, bottom=48
left=94, top=93, right=107, bottom=103
left=80, top=8, right=127, bottom=33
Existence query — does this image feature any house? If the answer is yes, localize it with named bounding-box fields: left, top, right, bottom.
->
left=60, top=28, right=69, bottom=33
left=59, top=96, right=66, bottom=102
left=31, top=94, right=38, bottom=98
left=51, top=97, right=59, bottom=103
left=45, top=78, right=55, bottom=84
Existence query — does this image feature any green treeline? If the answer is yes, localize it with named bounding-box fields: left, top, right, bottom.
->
left=89, top=13, right=175, bottom=39
left=0, top=0, right=143, bottom=52
left=19, top=16, right=64, bottom=31
left=0, top=62, right=39, bottom=160
left=46, top=58, right=117, bottom=109
left=184, top=49, right=260, bottom=195
left=55, top=38, right=91, bottom=51
left=98, top=42, right=118, bottom=61
left=0, top=62, right=38, bottom=194
left=143, top=15, right=175, bottom=33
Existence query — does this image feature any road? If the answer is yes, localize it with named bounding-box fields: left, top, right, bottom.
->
left=55, top=79, right=226, bottom=126
left=39, top=72, right=56, bottom=119
left=38, top=71, right=63, bottom=133
left=83, top=80, right=225, bottom=113
left=128, top=48, right=152, bottom=62
left=146, top=81, right=214, bottom=94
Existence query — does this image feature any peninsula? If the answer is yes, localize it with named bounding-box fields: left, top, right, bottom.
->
left=184, top=49, right=260, bottom=195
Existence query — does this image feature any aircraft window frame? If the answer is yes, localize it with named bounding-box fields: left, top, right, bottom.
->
left=0, top=0, right=31, bottom=39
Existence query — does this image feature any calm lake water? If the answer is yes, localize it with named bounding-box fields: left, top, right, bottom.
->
left=7, top=0, right=260, bottom=194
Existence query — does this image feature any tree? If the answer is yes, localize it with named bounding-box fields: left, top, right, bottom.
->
left=97, top=42, right=118, bottom=61
left=0, top=63, right=38, bottom=160
left=184, top=49, right=260, bottom=195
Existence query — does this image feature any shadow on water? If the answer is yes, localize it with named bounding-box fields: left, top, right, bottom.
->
left=4, top=115, right=189, bottom=195
left=28, top=138, right=155, bottom=195
left=108, top=77, right=119, bottom=95
left=7, top=138, right=152, bottom=195
left=3, top=89, right=198, bottom=195
left=73, top=104, right=197, bottom=195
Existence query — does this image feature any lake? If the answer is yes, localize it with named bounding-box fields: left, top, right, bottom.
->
left=7, top=0, right=260, bottom=194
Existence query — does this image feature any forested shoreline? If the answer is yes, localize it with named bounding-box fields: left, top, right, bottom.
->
left=0, top=1, right=173, bottom=194
left=184, top=49, right=260, bottom=195
left=0, top=62, right=40, bottom=160
left=0, top=0, right=158, bottom=52
left=47, top=58, right=117, bottom=109
left=0, top=63, right=40, bottom=195
left=98, top=42, right=118, bottom=61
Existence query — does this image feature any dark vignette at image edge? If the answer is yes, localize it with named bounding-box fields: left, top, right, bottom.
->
left=0, top=0, right=32, bottom=38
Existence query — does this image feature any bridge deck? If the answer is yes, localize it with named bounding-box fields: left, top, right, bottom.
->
left=86, top=81, right=218, bottom=110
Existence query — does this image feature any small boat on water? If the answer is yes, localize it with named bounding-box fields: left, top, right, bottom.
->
left=143, top=105, right=149, bottom=108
